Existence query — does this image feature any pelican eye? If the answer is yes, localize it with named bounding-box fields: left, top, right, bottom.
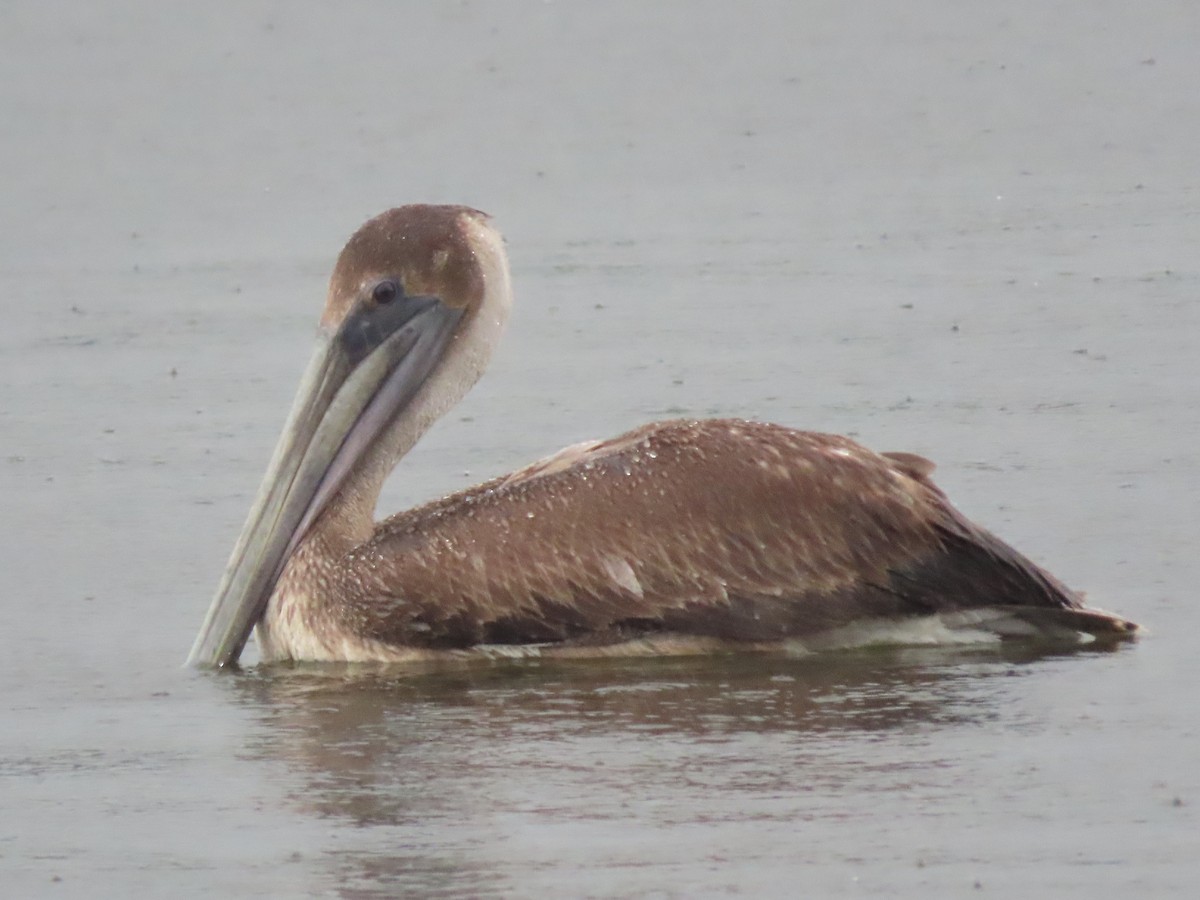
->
left=372, top=280, right=400, bottom=304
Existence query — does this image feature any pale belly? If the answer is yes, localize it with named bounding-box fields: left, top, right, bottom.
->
left=252, top=604, right=1087, bottom=665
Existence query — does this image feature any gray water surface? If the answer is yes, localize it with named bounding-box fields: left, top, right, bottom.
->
left=2, top=1, right=1197, bottom=896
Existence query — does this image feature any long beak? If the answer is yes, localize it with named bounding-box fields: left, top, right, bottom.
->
left=187, top=294, right=463, bottom=668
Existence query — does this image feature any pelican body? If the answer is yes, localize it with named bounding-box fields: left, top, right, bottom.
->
left=188, top=205, right=1138, bottom=667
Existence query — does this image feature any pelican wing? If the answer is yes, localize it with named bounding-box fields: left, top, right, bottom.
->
left=334, top=420, right=1122, bottom=650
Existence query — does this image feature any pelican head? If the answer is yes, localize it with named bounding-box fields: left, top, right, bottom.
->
left=188, top=205, right=511, bottom=667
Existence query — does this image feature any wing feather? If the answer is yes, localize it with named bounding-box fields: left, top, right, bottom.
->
left=333, top=420, right=1091, bottom=648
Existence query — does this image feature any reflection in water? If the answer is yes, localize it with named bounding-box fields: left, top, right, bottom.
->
left=225, top=644, right=1124, bottom=897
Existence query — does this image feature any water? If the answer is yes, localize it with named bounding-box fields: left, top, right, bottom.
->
left=2, top=1, right=1197, bottom=896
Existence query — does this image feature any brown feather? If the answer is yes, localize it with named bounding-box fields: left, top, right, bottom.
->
left=314, top=419, right=1099, bottom=649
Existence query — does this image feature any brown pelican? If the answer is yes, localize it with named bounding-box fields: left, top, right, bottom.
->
left=187, top=204, right=1138, bottom=667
